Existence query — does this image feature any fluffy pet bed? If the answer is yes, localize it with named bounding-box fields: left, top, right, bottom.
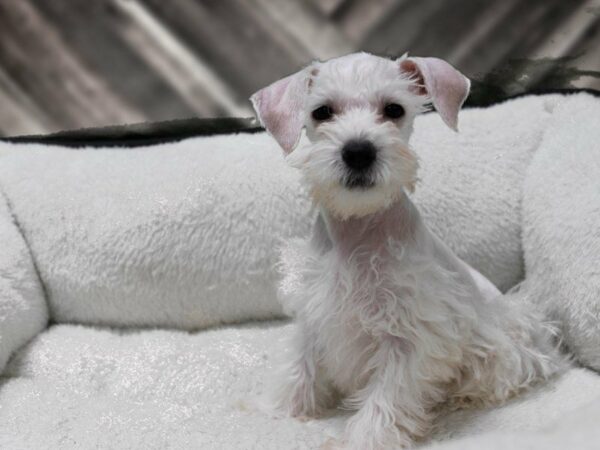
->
left=0, top=92, right=599, bottom=449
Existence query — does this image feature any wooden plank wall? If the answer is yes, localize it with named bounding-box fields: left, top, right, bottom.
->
left=0, top=0, right=599, bottom=137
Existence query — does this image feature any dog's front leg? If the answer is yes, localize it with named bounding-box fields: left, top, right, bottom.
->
left=268, top=321, right=332, bottom=419
left=343, top=336, right=431, bottom=450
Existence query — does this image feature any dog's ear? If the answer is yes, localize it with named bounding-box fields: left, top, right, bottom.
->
left=250, top=68, right=311, bottom=154
left=399, top=57, right=470, bottom=131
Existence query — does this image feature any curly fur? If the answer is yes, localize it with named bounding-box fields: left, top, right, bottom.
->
left=251, top=52, right=566, bottom=450
left=271, top=198, right=564, bottom=449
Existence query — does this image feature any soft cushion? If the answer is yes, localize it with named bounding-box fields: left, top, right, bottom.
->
left=0, top=322, right=599, bottom=449
left=0, top=138, right=312, bottom=330
left=521, top=93, right=600, bottom=371
left=0, top=94, right=561, bottom=331
left=0, top=190, right=47, bottom=373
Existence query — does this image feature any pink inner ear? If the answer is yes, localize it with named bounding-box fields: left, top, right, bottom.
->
left=400, top=57, right=470, bottom=131
left=400, top=60, right=427, bottom=96
left=250, top=71, right=307, bottom=153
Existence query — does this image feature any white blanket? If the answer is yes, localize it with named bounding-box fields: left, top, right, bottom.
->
left=0, top=92, right=599, bottom=449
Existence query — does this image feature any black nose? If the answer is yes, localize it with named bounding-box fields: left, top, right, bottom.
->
left=342, top=140, right=377, bottom=171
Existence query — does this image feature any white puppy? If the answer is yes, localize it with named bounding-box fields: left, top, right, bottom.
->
left=251, top=52, right=563, bottom=449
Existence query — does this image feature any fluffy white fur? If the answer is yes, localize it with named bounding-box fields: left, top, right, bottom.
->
left=252, top=53, right=565, bottom=449
left=285, top=53, right=426, bottom=219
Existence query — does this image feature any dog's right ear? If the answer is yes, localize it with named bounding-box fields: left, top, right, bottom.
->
left=250, top=67, right=311, bottom=154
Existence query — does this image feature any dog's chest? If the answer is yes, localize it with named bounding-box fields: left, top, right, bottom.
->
left=310, top=244, right=405, bottom=394
left=284, top=205, right=472, bottom=395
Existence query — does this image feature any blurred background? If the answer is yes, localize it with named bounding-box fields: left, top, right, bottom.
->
left=0, top=0, right=599, bottom=137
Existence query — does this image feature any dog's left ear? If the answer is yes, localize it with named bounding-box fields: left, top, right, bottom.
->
left=399, top=57, right=470, bottom=131
left=250, top=67, right=311, bottom=154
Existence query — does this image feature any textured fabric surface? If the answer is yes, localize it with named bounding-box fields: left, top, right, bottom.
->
left=1, top=322, right=599, bottom=450
left=0, top=189, right=47, bottom=373
left=521, top=93, right=600, bottom=371
left=0, top=94, right=561, bottom=331
left=0, top=137, right=312, bottom=330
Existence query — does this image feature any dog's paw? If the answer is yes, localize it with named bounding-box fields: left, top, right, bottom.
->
left=269, top=377, right=334, bottom=420
left=287, top=389, right=321, bottom=418
left=250, top=388, right=323, bottom=421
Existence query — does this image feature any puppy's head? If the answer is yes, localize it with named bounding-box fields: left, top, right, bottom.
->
left=251, top=52, right=470, bottom=219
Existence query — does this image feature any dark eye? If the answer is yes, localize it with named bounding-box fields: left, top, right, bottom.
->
left=383, top=103, right=405, bottom=119
left=312, top=105, right=333, bottom=121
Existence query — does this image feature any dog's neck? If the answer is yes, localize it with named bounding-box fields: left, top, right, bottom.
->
left=321, top=191, right=421, bottom=257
